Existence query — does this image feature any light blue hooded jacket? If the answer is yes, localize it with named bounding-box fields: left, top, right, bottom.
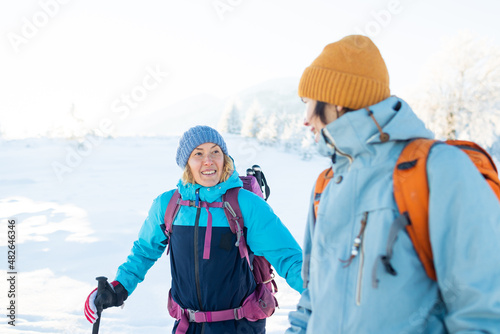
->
left=287, top=96, right=500, bottom=333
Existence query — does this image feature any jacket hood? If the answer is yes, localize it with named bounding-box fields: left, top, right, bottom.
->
left=319, top=96, right=434, bottom=167
left=177, top=169, right=243, bottom=203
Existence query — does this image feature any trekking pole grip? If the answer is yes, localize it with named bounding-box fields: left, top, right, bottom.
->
left=252, top=165, right=263, bottom=186
left=92, top=276, right=108, bottom=334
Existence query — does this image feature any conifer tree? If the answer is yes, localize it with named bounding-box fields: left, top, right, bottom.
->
left=241, top=100, right=263, bottom=138
left=218, top=99, right=242, bottom=134
left=411, top=32, right=500, bottom=150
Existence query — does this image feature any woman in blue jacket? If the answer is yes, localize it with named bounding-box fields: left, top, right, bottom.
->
left=286, top=35, right=500, bottom=333
left=84, top=125, right=303, bottom=334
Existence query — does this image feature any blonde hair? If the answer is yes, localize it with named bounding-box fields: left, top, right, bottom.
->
left=182, top=154, right=234, bottom=185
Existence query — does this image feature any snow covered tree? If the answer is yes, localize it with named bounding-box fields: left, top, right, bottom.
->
left=301, top=132, right=315, bottom=160
left=241, top=100, right=263, bottom=138
left=281, top=115, right=306, bottom=152
left=257, top=113, right=279, bottom=145
left=46, top=103, right=90, bottom=140
left=218, top=99, right=242, bottom=134
left=411, top=32, right=500, bottom=150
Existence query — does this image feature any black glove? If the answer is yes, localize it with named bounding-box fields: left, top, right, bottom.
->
left=85, top=280, right=129, bottom=324
left=94, top=280, right=128, bottom=310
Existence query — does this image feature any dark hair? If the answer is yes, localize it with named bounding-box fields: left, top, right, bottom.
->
left=314, top=101, right=354, bottom=124
left=314, top=101, right=328, bottom=125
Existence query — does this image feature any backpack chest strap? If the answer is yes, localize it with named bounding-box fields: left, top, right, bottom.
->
left=177, top=199, right=224, bottom=260
left=164, top=189, right=251, bottom=266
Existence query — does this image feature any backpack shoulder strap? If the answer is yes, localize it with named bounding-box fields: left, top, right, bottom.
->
left=164, top=190, right=182, bottom=255
left=394, top=138, right=500, bottom=281
left=224, top=185, right=277, bottom=291
left=445, top=139, right=500, bottom=200
left=222, top=187, right=252, bottom=268
left=313, top=167, right=334, bottom=221
left=222, top=187, right=241, bottom=234
left=393, top=138, right=438, bottom=281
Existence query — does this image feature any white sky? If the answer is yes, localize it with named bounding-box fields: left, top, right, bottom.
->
left=1, top=0, right=499, bottom=138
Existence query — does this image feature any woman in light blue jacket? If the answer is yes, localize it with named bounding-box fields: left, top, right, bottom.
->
left=287, top=35, right=500, bottom=333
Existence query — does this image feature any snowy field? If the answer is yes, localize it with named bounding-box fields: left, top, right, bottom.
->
left=0, top=135, right=329, bottom=334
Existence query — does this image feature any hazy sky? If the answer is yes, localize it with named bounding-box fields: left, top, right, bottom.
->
left=1, top=0, right=499, bottom=138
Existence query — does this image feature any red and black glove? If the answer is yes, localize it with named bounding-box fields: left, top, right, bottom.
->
left=84, top=280, right=128, bottom=324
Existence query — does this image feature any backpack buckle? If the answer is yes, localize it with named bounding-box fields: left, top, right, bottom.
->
left=187, top=309, right=198, bottom=322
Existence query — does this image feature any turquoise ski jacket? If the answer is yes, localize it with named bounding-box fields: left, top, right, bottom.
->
left=115, top=169, right=303, bottom=333
left=287, top=96, right=500, bottom=333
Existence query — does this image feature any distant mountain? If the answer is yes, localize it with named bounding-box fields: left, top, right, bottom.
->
left=117, top=94, right=225, bottom=136
left=230, top=77, right=303, bottom=117
left=116, top=77, right=303, bottom=136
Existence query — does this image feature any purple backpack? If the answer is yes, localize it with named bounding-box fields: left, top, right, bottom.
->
left=163, top=167, right=277, bottom=294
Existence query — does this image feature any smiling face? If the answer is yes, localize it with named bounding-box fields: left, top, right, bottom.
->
left=187, top=142, right=225, bottom=187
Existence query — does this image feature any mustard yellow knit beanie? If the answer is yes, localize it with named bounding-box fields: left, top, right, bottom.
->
left=298, top=35, right=390, bottom=110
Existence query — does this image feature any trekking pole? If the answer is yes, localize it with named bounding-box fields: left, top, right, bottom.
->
left=252, top=165, right=263, bottom=188
left=252, top=165, right=270, bottom=200
left=260, top=172, right=270, bottom=201
left=92, top=276, right=108, bottom=334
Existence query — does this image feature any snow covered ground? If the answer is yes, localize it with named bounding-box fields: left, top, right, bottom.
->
left=0, top=135, right=329, bottom=334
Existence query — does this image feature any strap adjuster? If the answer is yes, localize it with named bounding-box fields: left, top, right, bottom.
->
left=234, top=307, right=242, bottom=320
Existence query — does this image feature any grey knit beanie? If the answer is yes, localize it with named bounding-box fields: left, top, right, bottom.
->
left=176, top=125, right=228, bottom=168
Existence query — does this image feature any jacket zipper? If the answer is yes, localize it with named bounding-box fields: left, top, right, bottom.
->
left=193, top=189, right=203, bottom=311
left=356, top=212, right=368, bottom=306
left=356, top=236, right=365, bottom=306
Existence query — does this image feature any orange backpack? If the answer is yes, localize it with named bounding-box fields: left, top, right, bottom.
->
left=314, top=139, right=500, bottom=281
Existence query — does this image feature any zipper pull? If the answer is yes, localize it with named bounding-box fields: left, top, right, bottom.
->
left=195, top=189, right=200, bottom=208
left=340, top=212, right=368, bottom=267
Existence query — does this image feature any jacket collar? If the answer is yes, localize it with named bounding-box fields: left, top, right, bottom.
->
left=318, top=96, right=434, bottom=168
left=177, top=169, right=243, bottom=203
